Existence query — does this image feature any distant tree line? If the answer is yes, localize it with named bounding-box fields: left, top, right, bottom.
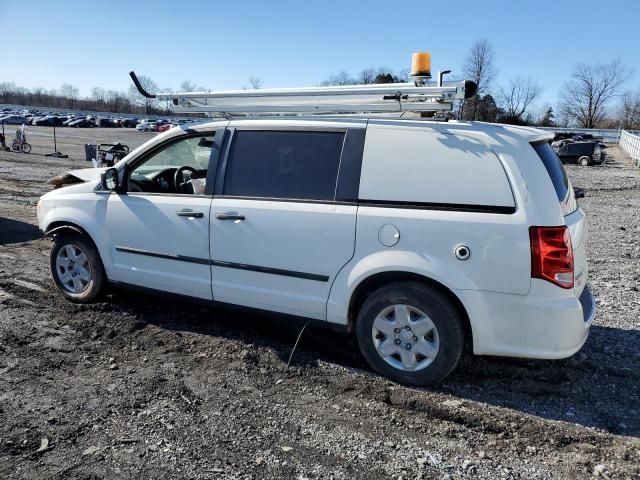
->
left=0, top=75, right=268, bottom=117
left=0, top=81, right=140, bottom=115
left=2, top=50, right=639, bottom=129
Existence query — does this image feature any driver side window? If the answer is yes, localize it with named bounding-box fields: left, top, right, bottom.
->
left=128, top=135, right=214, bottom=195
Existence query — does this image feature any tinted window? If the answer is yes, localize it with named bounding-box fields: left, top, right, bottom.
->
left=224, top=131, right=345, bottom=201
left=533, top=142, right=569, bottom=201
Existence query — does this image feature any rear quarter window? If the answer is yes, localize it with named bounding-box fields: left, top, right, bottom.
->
left=532, top=142, right=569, bottom=202
left=359, top=127, right=515, bottom=209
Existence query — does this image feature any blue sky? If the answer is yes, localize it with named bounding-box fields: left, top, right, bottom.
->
left=2, top=0, right=638, bottom=109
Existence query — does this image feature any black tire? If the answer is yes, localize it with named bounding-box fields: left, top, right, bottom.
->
left=50, top=232, right=105, bottom=303
left=578, top=156, right=590, bottom=166
left=21, top=142, right=31, bottom=153
left=356, top=281, right=464, bottom=385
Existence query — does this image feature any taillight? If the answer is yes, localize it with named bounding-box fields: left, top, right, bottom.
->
left=529, top=226, right=574, bottom=289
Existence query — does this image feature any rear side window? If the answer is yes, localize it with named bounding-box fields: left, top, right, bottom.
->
left=359, top=127, right=515, bottom=208
left=224, top=130, right=345, bottom=201
left=532, top=142, right=569, bottom=201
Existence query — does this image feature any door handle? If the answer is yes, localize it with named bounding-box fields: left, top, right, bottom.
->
left=176, top=209, right=204, bottom=218
left=215, top=212, right=245, bottom=221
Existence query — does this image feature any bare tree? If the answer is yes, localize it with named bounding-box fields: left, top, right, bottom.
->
left=248, top=76, right=263, bottom=89
left=320, top=70, right=356, bottom=86
left=91, top=87, right=106, bottom=104
left=128, top=75, right=158, bottom=114
left=498, top=76, right=541, bottom=124
left=180, top=80, right=197, bottom=91
left=358, top=68, right=376, bottom=85
left=0, top=82, right=17, bottom=102
left=32, top=87, right=45, bottom=104
left=159, top=87, right=174, bottom=114
left=397, top=68, right=410, bottom=83
left=461, top=40, right=497, bottom=120
left=617, top=89, right=640, bottom=129
left=463, top=40, right=497, bottom=94
left=559, top=60, right=630, bottom=128
left=106, top=90, right=129, bottom=113
left=60, top=84, right=80, bottom=109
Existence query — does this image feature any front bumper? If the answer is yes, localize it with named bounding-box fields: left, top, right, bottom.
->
left=455, top=282, right=595, bottom=359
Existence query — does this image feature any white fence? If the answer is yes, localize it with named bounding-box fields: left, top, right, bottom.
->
left=620, top=130, right=640, bottom=163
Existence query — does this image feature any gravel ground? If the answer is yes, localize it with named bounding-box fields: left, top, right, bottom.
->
left=0, top=127, right=639, bottom=479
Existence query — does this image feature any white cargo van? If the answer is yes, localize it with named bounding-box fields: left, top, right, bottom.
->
left=37, top=69, right=594, bottom=385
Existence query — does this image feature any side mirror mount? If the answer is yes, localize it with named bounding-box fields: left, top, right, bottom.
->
left=101, top=167, right=120, bottom=192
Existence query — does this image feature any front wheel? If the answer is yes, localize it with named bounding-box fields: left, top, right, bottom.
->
left=356, top=282, right=464, bottom=385
left=50, top=232, right=105, bottom=303
left=578, top=156, right=590, bottom=166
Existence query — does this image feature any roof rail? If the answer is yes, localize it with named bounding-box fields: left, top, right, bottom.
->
left=129, top=53, right=477, bottom=116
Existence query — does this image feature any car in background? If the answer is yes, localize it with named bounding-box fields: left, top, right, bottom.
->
left=34, top=116, right=65, bottom=127
left=0, top=115, right=29, bottom=125
left=554, top=141, right=605, bottom=166
left=63, top=116, right=84, bottom=126
left=158, top=123, right=175, bottom=133
left=97, top=118, right=117, bottom=128
left=121, top=117, right=139, bottom=128
left=136, top=121, right=157, bottom=132
left=68, top=118, right=96, bottom=128
left=572, top=134, right=595, bottom=141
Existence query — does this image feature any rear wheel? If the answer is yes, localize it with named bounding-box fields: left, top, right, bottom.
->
left=50, top=232, right=105, bottom=303
left=578, top=156, right=590, bottom=166
left=356, top=282, right=464, bottom=385
left=21, top=142, right=31, bottom=153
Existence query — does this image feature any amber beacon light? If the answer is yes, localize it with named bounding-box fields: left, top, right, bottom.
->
left=410, top=52, right=432, bottom=79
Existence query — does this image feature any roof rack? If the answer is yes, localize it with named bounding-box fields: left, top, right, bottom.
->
left=129, top=52, right=477, bottom=116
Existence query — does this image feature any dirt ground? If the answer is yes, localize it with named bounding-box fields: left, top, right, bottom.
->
left=0, top=126, right=639, bottom=479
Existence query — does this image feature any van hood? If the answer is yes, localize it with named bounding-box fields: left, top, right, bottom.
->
left=47, top=167, right=105, bottom=188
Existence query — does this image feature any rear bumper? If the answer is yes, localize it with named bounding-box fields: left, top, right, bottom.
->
left=456, top=282, right=595, bottom=359
left=579, top=285, right=596, bottom=324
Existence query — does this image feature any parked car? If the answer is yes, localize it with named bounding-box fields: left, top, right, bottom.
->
left=121, top=118, right=139, bottom=128
left=38, top=118, right=594, bottom=385
left=572, top=134, right=596, bottom=141
left=34, top=116, right=59, bottom=126
left=136, top=122, right=157, bottom=132
left=97, top=118, right=117, bottom=128
left=555, top=141, right=605, bottom=166
left=0, top=115, right=29, bottom=125
left=63, top=116, right=83, bottom=126
left=68, top=118, right=95, bottom=128
left=158, top=123, right=174, bottom=132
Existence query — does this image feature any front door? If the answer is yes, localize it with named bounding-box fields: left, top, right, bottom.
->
left=211, top=126, right=363, bottom=319
left=106, top=131, right=220, bottom=299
